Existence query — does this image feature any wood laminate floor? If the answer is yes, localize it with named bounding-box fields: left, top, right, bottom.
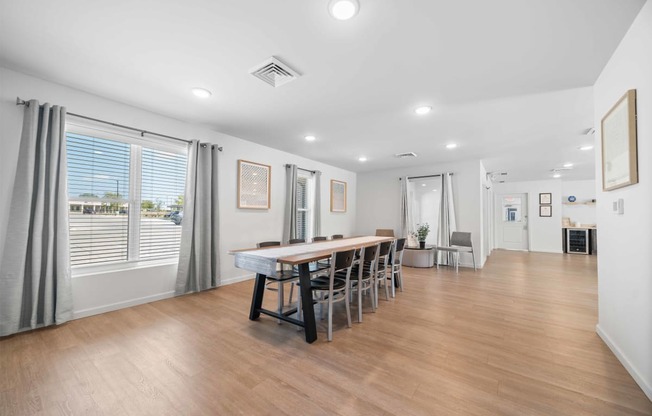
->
left=1, top=250, right=651, bottom=415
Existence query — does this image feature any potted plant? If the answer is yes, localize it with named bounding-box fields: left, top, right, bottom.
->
left=412, top=223, right=430, bottom=249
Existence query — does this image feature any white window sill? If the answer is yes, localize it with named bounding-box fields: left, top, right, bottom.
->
left=72, top=259, right=178, bottom=278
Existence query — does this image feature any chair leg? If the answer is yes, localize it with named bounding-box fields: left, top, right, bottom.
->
left=345, top=286, right=352, bottom=328
left=327, top=294, right=334, bottom=342
left=455, top=252, right=459, bottom=273
left=358, top=278, right=363, bottom=322
left=472, top=250, right=477, bottom=271
left=289, top=282, right=295, bottom=305
left=296, top=290, right=303, bottom=331
left=277, top=282, right=284, bottom=324
left=383, top=267, right=390, bottom=301
left=398, top=266, right=404, bottom=292
left=390, top=268, right=396, bottom=298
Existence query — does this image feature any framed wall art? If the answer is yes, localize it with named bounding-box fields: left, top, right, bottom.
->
left=330, top=179, right=347, bottom=212
left=539, top=205, right=552, bottom=217
left=601, top=89, right=638, bottom=191
left=539, top=193, right=552, bottom=205
left=237, top=160, right=271, bottom=209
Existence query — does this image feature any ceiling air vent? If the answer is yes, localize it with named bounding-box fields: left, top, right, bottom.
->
left=249, top=56, right=300, bottom=88
left=395, top=152, right=418, bottom=158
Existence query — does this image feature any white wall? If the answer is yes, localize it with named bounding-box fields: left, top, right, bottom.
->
left=593, top=1, right=652, bottom=401
left=561, top=180, right=597, bottom=226
left=492, top=179, right=563, bottom=253
left=355, top=159, right=485, bottom=268
left=0, top=67, right=357, bottom=318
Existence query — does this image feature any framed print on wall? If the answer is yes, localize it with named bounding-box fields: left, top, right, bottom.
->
left=601, top=89, right=638, bottom=191
left=330, top=179, right=347, bottom=212
left=539, top=193, right=552, bottom=204
left=539, top=205, right=552, bottom=217
left=237, top=160, right=271, bottom=209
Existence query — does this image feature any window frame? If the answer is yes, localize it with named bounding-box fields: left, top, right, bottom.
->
left=296, top=171, right=315, bottom=241
left=65, top=122, right=188, bottom=277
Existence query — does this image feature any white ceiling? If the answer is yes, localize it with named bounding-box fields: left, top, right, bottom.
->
left=0, top=0, right=645, bottom=181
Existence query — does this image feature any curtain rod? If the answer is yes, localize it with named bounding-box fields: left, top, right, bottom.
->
left=16, top=97, right=223, bottom=151
left=285, top=164, right=316, bottom=174
left=399, top=173, right=454, bottom=180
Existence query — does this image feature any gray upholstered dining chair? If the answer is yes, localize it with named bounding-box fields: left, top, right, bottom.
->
left=436, top=232, right=476, bottom=273
left=375, top=229, right=395, bottom=237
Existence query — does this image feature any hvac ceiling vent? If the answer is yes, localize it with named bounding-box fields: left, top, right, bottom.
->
left=249, top=56, right=300, bottom=88
left=395, top=152, right=418, bottom=158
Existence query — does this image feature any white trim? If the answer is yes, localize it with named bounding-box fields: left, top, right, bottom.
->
left=596, top=324, right=652, bottom=401
left=72, top=258, right=178, bottom=278
left=72, top=291, right=175, bottom=319
left=219, top=273, right=255, bottom=286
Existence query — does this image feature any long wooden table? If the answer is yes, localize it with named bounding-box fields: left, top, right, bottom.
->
left=229, top=236, right=394, bottom=343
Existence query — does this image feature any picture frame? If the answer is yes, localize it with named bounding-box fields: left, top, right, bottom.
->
left=330, top=179, right=347, bottom=212
left=539, top=205, right=552, bottom=217
left=237, top=160, right=271, bottom=209
left=539, top=193, right=552, bottom=205
left=601, top=89, right=638, bottom=191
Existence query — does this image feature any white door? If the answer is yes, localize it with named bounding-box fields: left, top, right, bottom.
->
left=495, top=194, right=529, bottom=251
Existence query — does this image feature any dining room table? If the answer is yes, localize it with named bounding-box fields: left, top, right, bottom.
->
left=229, top=236, right=394, bottom=343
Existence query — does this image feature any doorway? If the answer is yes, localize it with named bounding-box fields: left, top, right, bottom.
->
left=495, top=193, right=529, bottom=251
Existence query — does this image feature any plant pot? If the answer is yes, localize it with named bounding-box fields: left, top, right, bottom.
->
left=419, top=241, right=426, bottom=249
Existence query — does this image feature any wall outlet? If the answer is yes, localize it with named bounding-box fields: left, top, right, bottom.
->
left=613, top=198, right=624, bottom=215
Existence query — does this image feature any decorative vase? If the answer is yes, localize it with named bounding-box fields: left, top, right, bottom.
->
left=419, top=240, right=426, bottom=249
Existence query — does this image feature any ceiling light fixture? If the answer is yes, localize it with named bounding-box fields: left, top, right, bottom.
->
left=191, top=88, right=212, bottom=98
left=415, top=106, right=432, bottom=115
left=553, top=173, right=562, bottom=178
left=579, top=145, right=594, bottom=151
left=304, top=135, right=316, bottom=142
left=358, top=156, right=368, bottom=162
left=446, top=143, right=458, bottom=149
left=563, top=163, right=574, bottom=168
left=328, top=0, right=360, bottom=20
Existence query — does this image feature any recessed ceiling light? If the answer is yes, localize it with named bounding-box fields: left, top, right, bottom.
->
left=328, top=0, right=359, bottom=20
left=433, top=189, right=438, bottom=192
left=563, top=163, right=574, bottom=168
left=304, top=135, right=316, bottom=142
left=358, top=156, right=367, bottom=162
left=415, top=106, right=432, bottom=115
left=191, top=88, right=212, bottom=98
left=446, top=143, right=458, bottom=149
left=421, top=184, right=426, bottom=187
left=579, top=145, right=594, bottom=151
left=553, top=173, right=561, bottom=178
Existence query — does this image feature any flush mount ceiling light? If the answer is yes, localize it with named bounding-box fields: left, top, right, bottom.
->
left=446, top=143, right=458, bottom=149
left=579, top=145, right=594, bottom=151
left=304, top=135, right=316, bottom=142
left=414, top=106, right=432, bottom=115
left=553, top=173, right=562, bottom=178
left=358, top=156, right=368, bottom=162
left=328, top=0, right=360, bottom=20
left=191, top=88, right=212, bottom=98
left=563, top=163, right=574, bottom=168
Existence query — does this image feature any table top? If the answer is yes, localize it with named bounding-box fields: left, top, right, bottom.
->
left=230, top=236, right=395, bottom=266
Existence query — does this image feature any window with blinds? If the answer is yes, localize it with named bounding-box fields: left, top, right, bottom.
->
left=66, top=131, right=187, bottom=267
left=140, top=148, right=186, bottom=260
left=296, top=173, right=311, bottom=241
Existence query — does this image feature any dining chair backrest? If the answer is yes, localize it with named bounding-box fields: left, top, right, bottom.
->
left=375, top=229, right=395, bottom=237
left=362, top=243, right=379, bottom=262
left=332, top=234, right=344, bottom=239
left=332, top=248, right=356, bottom=272
left=378, top=241, right=392, bottom=257
left=450, top=232, right=472, bottom=247
left=313, top=236, right=327, bottom=242
left=258, top=241, right=281, bottom=248
left=395, top=238, right=406, bottom=252
left=289, top=238, right=305, bottom=244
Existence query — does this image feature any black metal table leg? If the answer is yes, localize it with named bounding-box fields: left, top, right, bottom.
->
left=298, top=263, right=317, bottom=343
left=249, top=273, right=267, bottom=320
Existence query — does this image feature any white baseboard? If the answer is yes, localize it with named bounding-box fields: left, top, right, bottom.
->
left=219, top=273, right=255, bottom=286
left=72, top=291, right=176, bottom=320
left=596, top=324, right=652, bottom=402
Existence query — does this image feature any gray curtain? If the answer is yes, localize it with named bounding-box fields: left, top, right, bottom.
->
left=282, top=164, right=298, bottom=243
left=175, top=141, right=220, bottom=294
left=313, top=170, right=322, bottom=237
left=0, top=100, right=73, bottom=336
left=399, top=176, right=409, bottom=237
left=437, top=173, right=457, bottom=265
